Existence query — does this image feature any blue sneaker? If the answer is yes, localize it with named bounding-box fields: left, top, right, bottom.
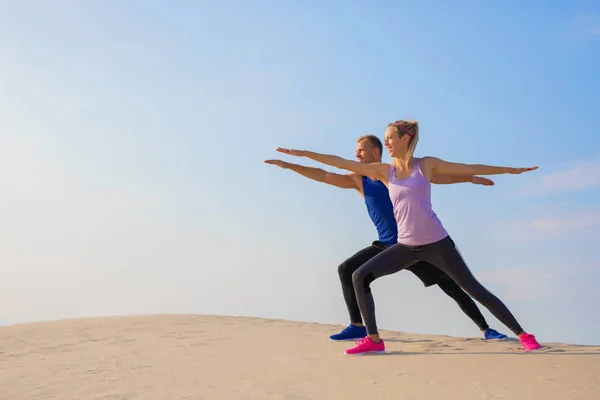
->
left=329, top=324, right=367, bottom=341
left=484, top=328, right=507, bottom=340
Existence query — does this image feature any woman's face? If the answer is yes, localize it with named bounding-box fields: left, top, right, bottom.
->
left=384, top=126, right=407, bottom=157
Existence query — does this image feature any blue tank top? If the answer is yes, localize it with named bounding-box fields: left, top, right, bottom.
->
left=362, top=176, right=398, bottom=247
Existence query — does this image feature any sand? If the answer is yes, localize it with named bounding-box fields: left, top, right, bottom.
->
left=1, top=315, right=599, bottom=400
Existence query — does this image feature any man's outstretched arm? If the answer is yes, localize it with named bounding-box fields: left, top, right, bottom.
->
left=430, top=174, right=495, bottom=186
left=265, top=159, right=358, bottom=190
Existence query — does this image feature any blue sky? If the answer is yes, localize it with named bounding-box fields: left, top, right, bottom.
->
left=1, top=1, right=599, bottom=345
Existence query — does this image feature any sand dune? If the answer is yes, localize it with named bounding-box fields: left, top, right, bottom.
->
left=1, top=315, right=599, bottom=399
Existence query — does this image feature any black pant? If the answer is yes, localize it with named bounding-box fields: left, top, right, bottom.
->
left=337, top=241, right=490, bottom=332
left=351, top=236, right=525, bottom=336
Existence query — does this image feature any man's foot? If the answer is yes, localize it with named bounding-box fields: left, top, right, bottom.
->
left=519, top=333, right=541, bottom=352
left=484, top=328, right=507, bottom=340
left=344, top=336, right=386, bottom=355
left=329, top=324, right=367, bottom=341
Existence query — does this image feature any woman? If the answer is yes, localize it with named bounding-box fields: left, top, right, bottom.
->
left=275, top=120, right=541, bottom=354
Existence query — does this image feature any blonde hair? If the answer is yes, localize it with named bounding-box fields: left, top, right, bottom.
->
left=388, top=120, right=419, bottom=159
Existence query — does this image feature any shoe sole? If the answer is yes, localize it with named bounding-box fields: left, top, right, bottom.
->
left=329, top=337, right=365, bottom=342
left=344, top=350, right=386, bottom=355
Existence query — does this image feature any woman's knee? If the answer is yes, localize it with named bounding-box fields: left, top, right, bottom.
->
left=352, top=268, right=376, bottom=293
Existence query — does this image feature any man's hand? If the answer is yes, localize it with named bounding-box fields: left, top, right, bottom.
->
left=264, top=159, right=290, bottom=169
left=264, top=158, right=358, bottom=190
left=471, top=176, right=495, bottom=186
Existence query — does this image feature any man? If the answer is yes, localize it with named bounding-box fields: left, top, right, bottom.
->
left=265, top=134, right=507, bottom=341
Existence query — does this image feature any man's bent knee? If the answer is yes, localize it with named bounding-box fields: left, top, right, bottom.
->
left=338, top=261, right=355, bottom=280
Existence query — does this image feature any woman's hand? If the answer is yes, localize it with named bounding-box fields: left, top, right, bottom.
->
left=509, top=166, right=538, bottom=174
left=276, top=147, right=306, bottom=157
left=422, top=156, right=538, bottom=177
left=273, top=147, right=389, bottom=182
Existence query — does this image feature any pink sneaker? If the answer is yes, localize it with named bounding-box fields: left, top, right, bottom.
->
left=519, top=333, right=541, bottom=351
left=344, top=336, right=386, bottom=355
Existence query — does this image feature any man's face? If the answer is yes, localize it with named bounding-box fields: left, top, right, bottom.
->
left=355, top=139, right=379, bottom=163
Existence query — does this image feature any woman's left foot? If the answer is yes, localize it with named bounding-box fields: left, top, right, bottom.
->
left=344, top=336, right=386, bottom=355
left=519, top=333, right=541, bottom=351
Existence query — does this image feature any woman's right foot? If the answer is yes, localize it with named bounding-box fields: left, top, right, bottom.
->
left=519, top=333, right=541, bottom=351
left=329, top=324, right=367, bottom=341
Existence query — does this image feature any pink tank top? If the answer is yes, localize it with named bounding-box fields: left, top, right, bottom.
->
left=387, top=158, right=448, bottom=246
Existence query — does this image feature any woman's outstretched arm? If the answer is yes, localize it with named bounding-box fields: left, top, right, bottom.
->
left=421, top=156, right=538, bottom=177
left=275, top=148, right=390, bottom=182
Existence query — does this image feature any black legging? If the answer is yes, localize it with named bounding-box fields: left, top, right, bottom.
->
left=437, top=279, right=489, bottom=332
left=352, top=236, right=525, bottom=336
left=338, top=242, right=490, bottom=331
